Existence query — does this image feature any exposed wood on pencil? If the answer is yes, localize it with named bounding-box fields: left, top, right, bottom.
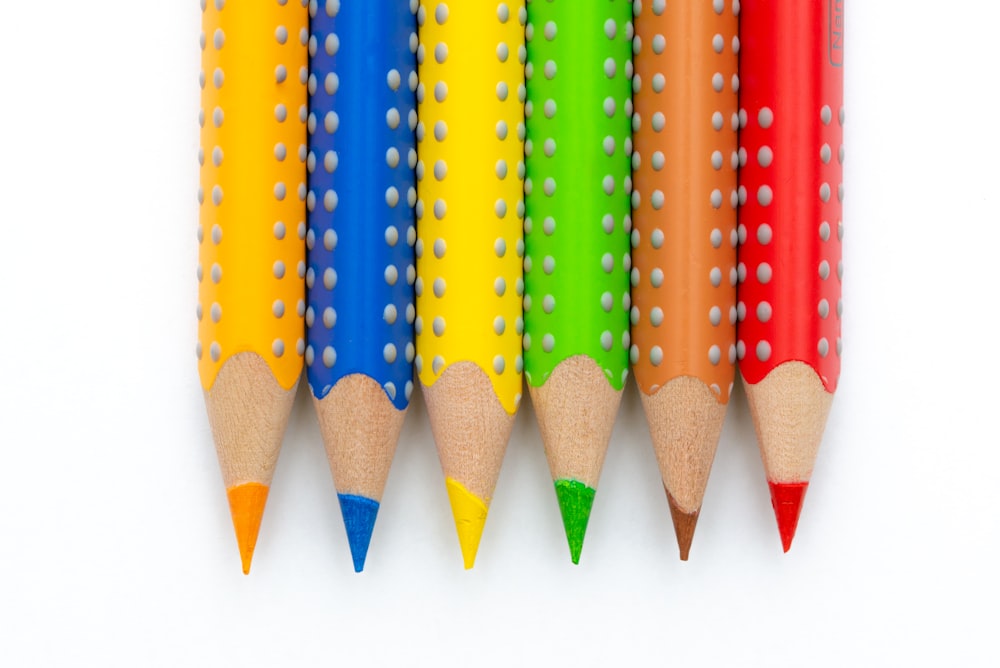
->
left=423, top=362, right=514, bottom=504
left=314, top=374, right=405, bottom=502
left=744, top=361, right=832, bottom=484
left=531, top=355, right=622, bottom=488
left=641, top=375, right=726, bottom=560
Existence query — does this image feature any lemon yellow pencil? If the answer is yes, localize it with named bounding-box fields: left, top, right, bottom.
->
left=197, top=1, right=308, bottom=574
left=416, top=0, right=526, bottom=569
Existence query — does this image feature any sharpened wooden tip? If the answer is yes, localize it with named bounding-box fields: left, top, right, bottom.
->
left=226, top=483, right=269, bottom=575
left=666, top=489, right=699, bottom=561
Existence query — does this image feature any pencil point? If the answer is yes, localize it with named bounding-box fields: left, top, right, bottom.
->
left=768, top=481, right=809, bottom=552
left=554, top=479, right=596, bottom=564
left=665, top=489, right=700, bottom=561
left=337, top=494, right=380, bottom=573
left=226, top=483, right=270, bottom=575
left=445, top=477, right=489, bottom=569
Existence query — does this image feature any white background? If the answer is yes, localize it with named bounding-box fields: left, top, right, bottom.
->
left=1, top=2, right=997, bottom=666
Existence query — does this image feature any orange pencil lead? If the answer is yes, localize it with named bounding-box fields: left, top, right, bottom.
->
left=227, top=483, right=270, bottom=575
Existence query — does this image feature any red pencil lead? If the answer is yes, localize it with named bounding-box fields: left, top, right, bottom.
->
left=768, top=481, right=809, bottom=553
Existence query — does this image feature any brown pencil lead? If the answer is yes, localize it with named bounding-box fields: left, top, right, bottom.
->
left=666, top=488, right=700, bottom=561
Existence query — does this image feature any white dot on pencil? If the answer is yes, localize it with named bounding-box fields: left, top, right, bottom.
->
left=326, top=0, right=340, bottom=16
left=602, top=96, right=617, bottom=118
left=380, top=303, right=396, bottom=326
left=709, top=189, right=723, bottom=209
left=325, top=111, right=339, bottom=133
left=322, top=267, right=336, bottom=290
left=756, top=185, right=773, bottom=206
left=425, top=120, right=446, bottom=144
left=324, top=32, right=339, bottom=56
left=383, top=344, right=397, bottom=364
left=707, top=228, right=721, bottom=249
left=709, top=267, right=722, bottom=287
left=646, top=346, right=662, bottom=366
left=431, top=316, right=446, bottom=337
left=538, top=334, right=554, bottom=353
left=818, top=260, right=830, bottom=280
left=405, top=342, right=415, bottom=363
left=322, top=346, right=337, bottom=368
left=820, top=105, right=832, bottom=125
left=737, top=262, right=747, bottom=283
left=543, top=99, right=557, bottom=118
left=738, top=147, right=747, bottom=167
left=647, top=268, right=662, bottom=288
left=494, top=277, right=506, bottom=297
left=487, top=238, right=505, bottom=260
left=757, top=263, right=773, bottom=284
left=211, top=185, right=223, bottom=206
left=757, top=301, right=772, bottom=323
left=712, top=34, right=724, bottom=53
left=819, top=183, right=831, bottom=202
left=837, top=299, right=844, bottom=318
left=755, top=340, right=771, bottom=362
left=817, top=338, right=830, bottom=358
left=758, top=107, right=773, bottom=128
left=648, top=190, right=664, bottom=210
left=818, top=221, right=831, bottom=241
left=435, top=3, right=448, bottom=25
left=213, top=28, right=224, bottom=50
left=757, top=145, right=774, bottom=168
left=275, top=25, right=288, bottom=44
left=274, top=183, right=287, bottom=201
left=757, top=224, right=773, bottom=244
left=325, top=72, right=339, bottom=95
left=384, top=265, right=399, bottom=286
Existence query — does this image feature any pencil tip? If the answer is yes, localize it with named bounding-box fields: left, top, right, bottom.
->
left=226, top=483, right=270, bottom=575
left=768, top=481, right=809, bottom=552
left=665, top=489, right=700, bottom=561
left=554, top=479, right=596, bottom=565
left=338, top=494, right=380, bottom=573
left=445, top=477, right=489, bottom=569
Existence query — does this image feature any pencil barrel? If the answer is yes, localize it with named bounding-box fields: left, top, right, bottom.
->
left=306, top=0, right=417, bottom=408
left=737, top=0, right=844, bottom=392
left=523, top=0, right=632, bottom=390
left=415, top=1, right=526, bottom=414
left=196, top=1, right=308, bottom=392
left=631, top=0, right=739, bottom=402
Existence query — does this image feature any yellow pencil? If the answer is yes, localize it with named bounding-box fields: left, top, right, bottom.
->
left=197, top=1, right=308, bottom=574
left=416, top=0, right=526, bottom=569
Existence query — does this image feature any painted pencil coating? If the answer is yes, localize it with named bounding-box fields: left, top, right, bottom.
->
left=307, top=0, right=417, bottom=571
left=416, top=1, right=525, bottom=415
left=523, top=1, right=632, bottom=391
left=197, top=2, right=307, bottom=393
left=738, top=0, right=843, bottom=391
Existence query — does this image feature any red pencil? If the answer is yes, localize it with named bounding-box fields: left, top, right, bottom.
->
left=737, top=0, right=844, bottom=551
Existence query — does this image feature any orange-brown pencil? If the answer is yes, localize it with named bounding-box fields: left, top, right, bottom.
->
left=631, top=0, right=739, bottom=560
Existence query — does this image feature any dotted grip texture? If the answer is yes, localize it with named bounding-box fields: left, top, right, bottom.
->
left=197, top=1, right=308, bottom=392
left=523, top=0, right=632, bottom=391
left=632, top=0, right=739, bottom=402
left=306, top=0, right=417, bottom=409
left=737, top=0, right=844, bottom=392
left=415, top=1, right=526, bottom=415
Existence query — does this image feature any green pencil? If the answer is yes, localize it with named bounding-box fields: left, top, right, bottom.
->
left=523, top=0, right=633, bottom=564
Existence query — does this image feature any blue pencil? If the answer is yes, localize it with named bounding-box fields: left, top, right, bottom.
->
left=306, top=0, right=417, bottom=572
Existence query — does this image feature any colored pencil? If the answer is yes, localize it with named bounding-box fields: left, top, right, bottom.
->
left=306, top=1, right=417, bottom=572
left=197, top=1, right=308, bottom=574
left=416, top=1, right=526, bottom=569
left=523, top=1, right=632, bottom=564
left=738, top=0, right=844, bottom=551
left=632, top=0, right=739, bottom=559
